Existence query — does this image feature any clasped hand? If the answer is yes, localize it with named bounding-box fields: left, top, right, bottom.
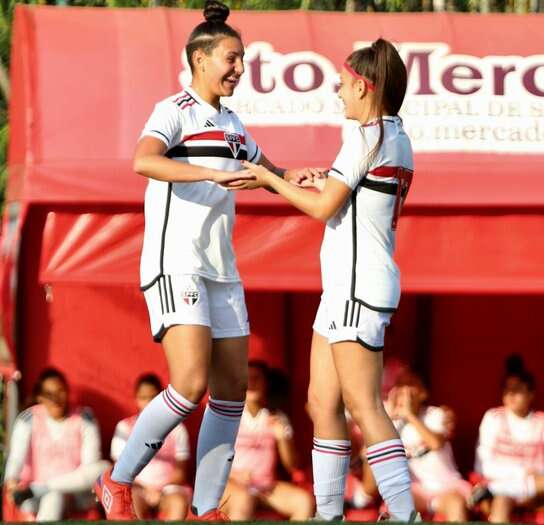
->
left=217, top=162, right=327, bottom=191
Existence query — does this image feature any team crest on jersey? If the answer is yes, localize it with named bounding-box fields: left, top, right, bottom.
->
left=224, top=132, right=241, bottom=158
left=181, top=289, right=200, bottom=306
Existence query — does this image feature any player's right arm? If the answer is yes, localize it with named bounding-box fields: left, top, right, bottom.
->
left=133, top=137, right=254, bottom=186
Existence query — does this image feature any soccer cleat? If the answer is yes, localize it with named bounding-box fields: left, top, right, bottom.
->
left=187, top=506, right=230, bottom=521
left=93, top=468, right=137, bottom=520
left=378, top=510, right=421, bottom=522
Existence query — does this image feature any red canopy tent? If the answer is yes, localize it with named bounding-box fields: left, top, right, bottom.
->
left=3, top=5, right=544, bottom=471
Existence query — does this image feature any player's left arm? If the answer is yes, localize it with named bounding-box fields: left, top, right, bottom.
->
left=241, top=161, right=350, bottom=222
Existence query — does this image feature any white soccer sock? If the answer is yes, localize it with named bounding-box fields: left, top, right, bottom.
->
left=489, top=475, right=536, bottom=500
left=312, top=438, right=351, bottom=520
left=112, top=385, right=197, bottom=484
left=366, top=438, right=414, bottom=521
left=192, top=397, right=244, bottom=516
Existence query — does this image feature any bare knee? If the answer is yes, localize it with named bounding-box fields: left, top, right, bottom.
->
left=210, top=370, right=247, bottom=401
left=307, top=386, right=343, bottom=424
left=170, top=374, right=208, bottom=404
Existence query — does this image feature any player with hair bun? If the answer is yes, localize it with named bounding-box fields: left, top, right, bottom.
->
left=94, top=1, right=316, bottom=520
left=241, top=38, right=418, bottom=521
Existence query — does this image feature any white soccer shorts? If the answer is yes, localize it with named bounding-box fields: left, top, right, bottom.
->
left=313, top=292, right=393, bottom=350
left=142, top=274, right=249, bottom=342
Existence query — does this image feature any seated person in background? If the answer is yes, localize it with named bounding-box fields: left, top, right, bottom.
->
left=388, top=369, right=471, bottom=521
left=111, top=373, right=191, bottom=520
left=473, top=354, right=544, bottom=523
left=4, top=367, right=109, bottom=521
left=221, top=360, right=314, bottom=520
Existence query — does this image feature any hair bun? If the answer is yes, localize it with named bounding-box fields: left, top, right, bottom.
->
left=505, top=353, right=525, bottom=375
left=203, top=0, right=230, bottom=24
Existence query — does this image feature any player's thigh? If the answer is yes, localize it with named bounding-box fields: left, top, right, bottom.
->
left=307, top=329, right=344, bottom=422
left=260, top=481, right=314, bottom=518
left=331, top=339, right=384, bottom=411
left=162, top=324, right=212, bottom=402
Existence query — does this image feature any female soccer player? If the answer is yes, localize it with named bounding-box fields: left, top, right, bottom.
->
left=94, top=1, right=311, bottom=520
left=241, top=39, right=417, bottom=521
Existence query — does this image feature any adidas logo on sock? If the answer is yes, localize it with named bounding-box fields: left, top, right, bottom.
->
left=145, top=440, right=163, bottom=450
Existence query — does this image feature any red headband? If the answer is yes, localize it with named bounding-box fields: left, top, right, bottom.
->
left=343, top=62, right=375, bottom=91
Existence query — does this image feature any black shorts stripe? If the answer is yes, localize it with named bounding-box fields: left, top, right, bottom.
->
left=355, top=302, right=362, bottom=327
left=161, top=277, right=170, bottom=313
left=168, top=275, right=176, bottom=313
left=343, top=301, right=350, bottom=326
left=166, top=145, right=248, bottom=160
left=158, top=281, right=165, bottom=314
left=349, top=300, right=356, bottom=327
left=330, top=167, right=343, bottom=177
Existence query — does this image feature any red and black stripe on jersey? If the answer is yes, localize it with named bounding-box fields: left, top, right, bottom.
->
left=173, top=91, right=199, bottom=110
left=166, top=130, right=249, bottom=161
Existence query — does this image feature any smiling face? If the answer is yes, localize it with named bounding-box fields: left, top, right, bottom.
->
left=193, top=36, right=245, bottom=99
left=337, top=66, right=373, bottom=121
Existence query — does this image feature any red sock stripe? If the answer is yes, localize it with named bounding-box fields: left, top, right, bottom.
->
left=208, top=400, right=244, bottom=418
left=367, top=446, right=406, bottom=462
left=313, top=447, right=352, bottom=457
left=367, top=452, right=407, bottom=466
left=162, top=389, right=193, bottom=418
left=367, top=443, right=404, bottom=455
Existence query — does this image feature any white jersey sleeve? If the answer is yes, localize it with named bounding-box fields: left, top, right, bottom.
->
left=140, top=100, right=182, bottom=148
left=110, top=419, right=130, bottom=462
left=328, top=127, right=372, bottom=190
left=4, top=409, right=33, bottom=481
left=79, top=408, right=102, bottom=465
left=174, top=424, right=191, bottom=461
left=245, top=129, right=262, bottom=164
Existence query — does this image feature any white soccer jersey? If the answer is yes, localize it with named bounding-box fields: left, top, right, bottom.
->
left=475, top=407, right=544, bottom=481
left=394, top=406, right=464, bottom=493
left=322, top=117, right=413, bottom=312
left=139, top=87, right=261, bottom=288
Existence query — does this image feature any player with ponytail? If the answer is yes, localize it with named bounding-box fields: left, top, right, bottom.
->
left=242, top=39, right=417, bottom=521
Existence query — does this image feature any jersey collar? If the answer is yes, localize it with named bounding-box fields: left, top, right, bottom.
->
left=185, top=86, right=223, bottom=117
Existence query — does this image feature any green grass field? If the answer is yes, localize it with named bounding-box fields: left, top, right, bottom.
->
left=0, top=520, right=502, bottom=525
